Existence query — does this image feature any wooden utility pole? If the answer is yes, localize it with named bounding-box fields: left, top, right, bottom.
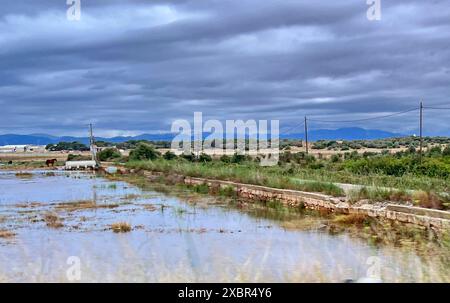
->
left=419, top=102, right=423, bottom=163
left=89, top=123, right=97, bottom=162
left=304, top=116, right=308, bottom=155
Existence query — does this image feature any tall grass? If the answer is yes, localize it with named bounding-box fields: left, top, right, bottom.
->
left=293, top=168, right=449, bottom=193
left=346, top=187, right=449, bottom=210
left=348, top=187, right=411, bottom=204
left=126, top=159, right=345, bottom=197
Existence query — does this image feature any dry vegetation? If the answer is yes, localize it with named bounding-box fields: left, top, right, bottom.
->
left=143, top=204, right=158, bottom=211
left=54, top=200, right=119, bottom=211
left=111, top=222, right=132, bottom=233
left=332, top=213, right=370, bottom=225
left=43, top=212, right=63, bottom=228
left=0, top=230, right=16, bottom=238
left=14, top=202, right=43, bottom=208
left=413, top=191, right=446, bottom=209
left=14, top=172, right=33, bottom=178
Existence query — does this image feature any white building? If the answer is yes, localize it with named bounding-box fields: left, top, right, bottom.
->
left=0, top=145, right=46, bottom=153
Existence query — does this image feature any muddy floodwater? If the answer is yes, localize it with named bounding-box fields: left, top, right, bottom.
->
left=0, top=170, right=448, bottom=282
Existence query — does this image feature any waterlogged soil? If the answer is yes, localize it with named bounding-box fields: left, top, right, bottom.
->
left=0, top=170, right=448, bottom=282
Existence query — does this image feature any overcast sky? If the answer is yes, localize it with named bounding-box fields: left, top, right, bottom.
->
left=1, top=0, right=449, bottom=137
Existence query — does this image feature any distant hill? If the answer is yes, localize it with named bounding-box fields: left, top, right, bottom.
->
left=0, top=134, right=56, bottom=145
left=0, top=133, right=175, bottom=146
left=0, top=127, right=404, bottom=146
left=280, top=127, right=404, bottom=141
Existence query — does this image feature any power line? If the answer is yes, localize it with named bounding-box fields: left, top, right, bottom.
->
left=279, top=120, right=305, bottom=135
left=281, top=107, right=419, bottom=133
left=279, top=103, right=446, bottom=139
left=424, top=106, right=450, bottom=110
left=308, top=107, right=419, bottom=123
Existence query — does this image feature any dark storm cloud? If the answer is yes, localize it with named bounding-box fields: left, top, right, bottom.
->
left=0, top=0, right=449, bottom=136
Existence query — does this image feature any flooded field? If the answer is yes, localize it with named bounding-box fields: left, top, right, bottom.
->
left=0, top=170, right=448, bottom=282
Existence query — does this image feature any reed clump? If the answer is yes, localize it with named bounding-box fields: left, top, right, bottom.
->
left=333, top=213, right=370, bottom=225
left=0, top=230, right=16, bottom=238
left=55, top=200, right=119, bottom=211
left=43, top=212, right=64, bottom=228
left=15, top=172, right=33, bottom=178
left=111, top=222, right=132, bottom=233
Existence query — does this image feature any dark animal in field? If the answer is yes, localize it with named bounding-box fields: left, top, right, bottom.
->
left=8, top=160, right=13, bottom=164
left=45, top=159, right=58, bottom=167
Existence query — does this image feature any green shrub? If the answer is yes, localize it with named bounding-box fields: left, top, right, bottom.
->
left=199, top=153, right=212, bottom=162
left=180, top=153, right=196, bottom=162
left=428, top=146, right=442, bottom=157
left=308, top=162, right=324, bottom=169
left=220, top=155, right=231, bottom=163
left=231, top=153, right=249, bottom=164
left=163, top=151, right=177, bottom=160
left=342, top=155, right=450, bottom=178
left=416, top=158, right=450, bottom=178
left=330, top=154, right=341, bottom=163
left=407, top=146, right=417, bottom=154
left=279, top=151, right=293, bottom=163
left=97, top=148, right=121, bottom=161
left=46, top=141, right=89, bottom=151
left=129, top=143, right=160, bottom=161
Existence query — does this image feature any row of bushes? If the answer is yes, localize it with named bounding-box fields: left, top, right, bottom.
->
left=342, top=155, right=450, bottom=178
left=96, top=143, right=161, bottom=162
left=310, top=137, right=450, bottom=151
left=79, top=142, right=256, bottom=163
left=46, top=141, right=89, bottom=151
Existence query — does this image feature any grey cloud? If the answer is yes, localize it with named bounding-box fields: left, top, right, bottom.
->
left=0, top=0, right=449, bottom=136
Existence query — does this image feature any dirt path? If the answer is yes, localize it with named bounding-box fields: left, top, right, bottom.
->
left=290, top=178, right=411, bottom=194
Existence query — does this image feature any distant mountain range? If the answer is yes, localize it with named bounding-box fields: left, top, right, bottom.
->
left=0, top=133, right=175, bottom=146
left=0, top=128, right=406, bottom=146
left=281, top=127, right=405, bottom=141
